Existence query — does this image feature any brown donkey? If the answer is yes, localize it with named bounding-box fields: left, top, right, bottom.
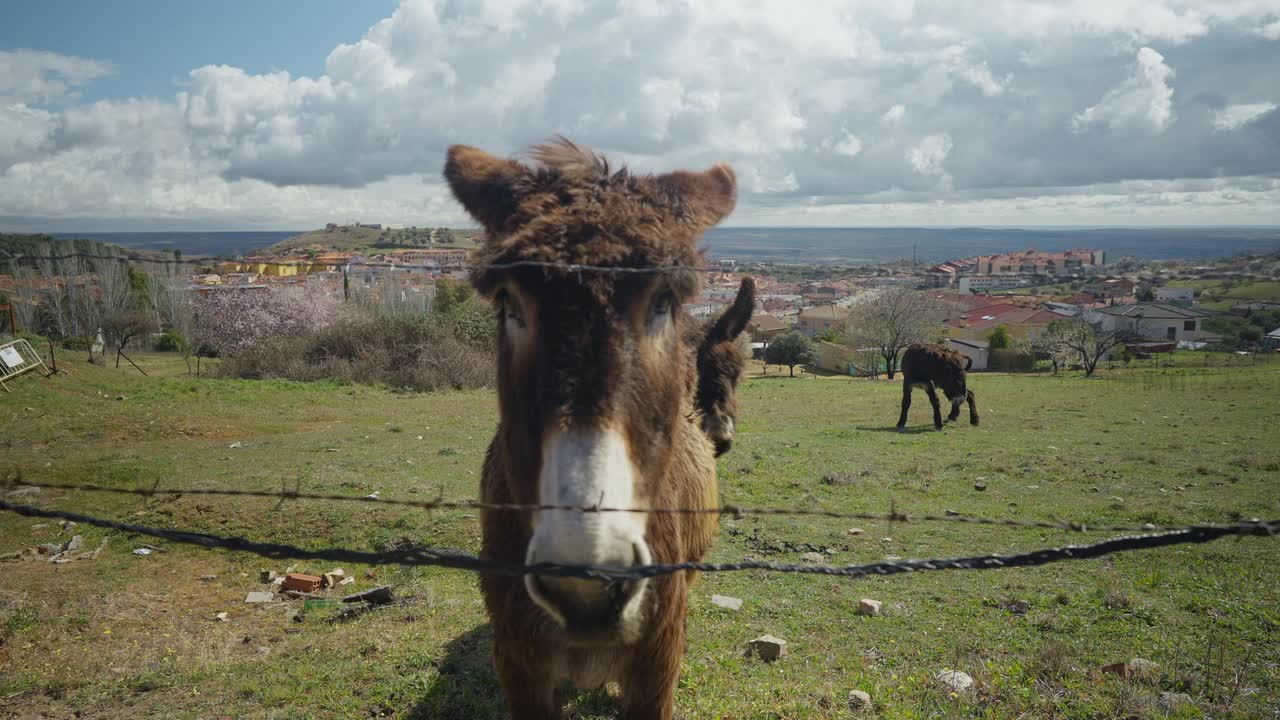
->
left=445, top=138, right=753, bottom=720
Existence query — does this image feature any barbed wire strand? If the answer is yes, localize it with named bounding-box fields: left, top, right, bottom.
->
left=1, top=499, right=1274, bottom=580
left=1, top=252, right=733, bottom=275
left=4, top=478, right=1215, bottom=534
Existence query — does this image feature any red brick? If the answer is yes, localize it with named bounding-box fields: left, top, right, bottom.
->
left=282, top=573, right=322, bottom=593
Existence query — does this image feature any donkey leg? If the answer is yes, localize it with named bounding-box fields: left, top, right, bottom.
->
left=967, top=388, right=980, bottom=426
left=492, top=644, right=561, bottom=720
left=925, top=385, right=944, bottom=430
left=896, top=382, right=912, bottom=431
left=620, top=616, right=685, bottom=720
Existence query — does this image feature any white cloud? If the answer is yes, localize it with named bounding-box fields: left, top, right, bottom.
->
left=826, top=131, right=864, bottom=158
left=880, top=104, right=906, bottom=127
left=3, top=1, right=1280, bottom=227
left=1260, top=19, right=1280, bottom=39
left=0, top=49, right=114, bottom=103
left=1212, top=101, right=1277, bottom=131
left=908, top=134, right=953, bottom=176
left=1072, top=47, right=1175, bottom=133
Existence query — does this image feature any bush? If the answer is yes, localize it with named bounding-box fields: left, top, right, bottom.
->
left=19, top=332, right=49, bottom=348
left=154, top=330, right=190, bottom=353
left=217, top=311, right=494, bottom=392
left=61, top=336, right=93, bottom=351
left=987, top=324, right=1012, bottom=350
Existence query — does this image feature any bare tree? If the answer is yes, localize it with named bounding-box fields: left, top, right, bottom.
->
left=145, top=262, right=194, bottom=338
left=1028, top=319, right=1077, bottom=375
left=4, top=262, right=41, bottom=333
left=846, top=287, right=948, bottom=379
left=1054, top=316, right=1136, bottom=377
left=35, top=257, right=75, bottom=339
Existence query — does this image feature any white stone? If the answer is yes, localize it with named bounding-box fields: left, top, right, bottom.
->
left=847, top=528, right=865, bottom=535
left=801, top=551, right=825, bottom=563
left=244, top=591, right=274, bottom=604
left=935, top=669, right=974, bottom=693
left=847, top=689, right=872, bottom=711
left=858, top=598, right=882, bottom=617
left=711, top=594, right=743, bottom=611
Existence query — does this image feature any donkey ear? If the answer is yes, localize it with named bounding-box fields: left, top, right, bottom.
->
left=706, top=277, right=755, bottom=344
left=965, top=356, right=973, bottom=371
left=657, top=163, right=737, bottom=229
left=444, top=145, right=531, bottom=234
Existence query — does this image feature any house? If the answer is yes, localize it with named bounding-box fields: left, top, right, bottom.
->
left=945, top=338, right=989, bottom=371
left=1264, top=328, right=1280, bottom=350
left=746, top=312, right=789, bottom=344
left=1155, top=287, right=1195, bottom=306
left=388, top=248, right=470, bottom=268
left=1082, top=278, right=1135, bottom=300
left=1041, top=301, right=1082, bottom=316
left=958, top=275, right=1026, bottom=294
left=973, top=248, right=1105, bottom=276
left=1090, top=302, right=1214, bottom=342
left=813, top=340, right=857, bottom=374
left=685, top=299, right=727, bottom=319
left=949, top=305, right=1072, bottom=342
left=797, top=304, right=850, bottom=336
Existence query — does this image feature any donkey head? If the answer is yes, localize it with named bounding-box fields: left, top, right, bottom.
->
left=446, top=139, right=737, bottom=643
left=941, top=354, right=971, bottom=407
left=692, top=277, right=754, bottom=456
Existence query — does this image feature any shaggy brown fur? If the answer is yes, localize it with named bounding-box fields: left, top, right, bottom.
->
left=445, top=138, right=750, bottom=720
left=896, top=342, right=979, bottom=431
left=688, top=277, right=755, bottom=456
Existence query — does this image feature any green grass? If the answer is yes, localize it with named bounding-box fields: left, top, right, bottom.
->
left=1164, top=280, right=1280, bottom=310
left=256, top=226, right=481, bottom=257
left=2, top=353, right=1278, bottom=718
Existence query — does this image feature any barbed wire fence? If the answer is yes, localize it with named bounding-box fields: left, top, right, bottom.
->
left=0, top=250, right=734, bottom=277
left=3, top=478, right=1276, bottom=581
left=3, top=250, right=1277, bottom=578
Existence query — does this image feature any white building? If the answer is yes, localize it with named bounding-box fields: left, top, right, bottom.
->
left=959, top=275, right=1026, bottom=295
left=945, top=338, right=989, bottom=370
left=1155, top=287, right=1195, bottom=306
left=1088, top=303, right=1214, bottom=342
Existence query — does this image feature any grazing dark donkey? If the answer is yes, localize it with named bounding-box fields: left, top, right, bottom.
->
left=445, top=138, right=753, bottom=720
left=896, top=342, right=979, bottom=431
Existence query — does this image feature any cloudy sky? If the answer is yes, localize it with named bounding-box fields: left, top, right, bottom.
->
left=2, top=0, right=1280, bottom=230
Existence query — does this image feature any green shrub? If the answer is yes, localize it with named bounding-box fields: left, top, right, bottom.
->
left=154, top=330, right=190, bottom=353
left=19, top=332, right=49, bottom=347
left=60, top=336, right=93, bottom=351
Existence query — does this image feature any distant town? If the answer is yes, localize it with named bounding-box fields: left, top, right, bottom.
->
left=3, top=225, right=1279, bottom=374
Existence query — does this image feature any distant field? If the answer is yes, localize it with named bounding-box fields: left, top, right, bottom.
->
left=255, top=227, right=480, bottom=257
left=1164, top=280, right=1280, bottom=310
left=2, top=353, right=1278, bottom=719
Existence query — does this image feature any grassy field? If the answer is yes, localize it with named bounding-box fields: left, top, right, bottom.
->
left=2, top=352, right=1279, bottom=719
left=1163, top=280, right=1280, bottom=310
left=254, top=226, right=480, bottom=257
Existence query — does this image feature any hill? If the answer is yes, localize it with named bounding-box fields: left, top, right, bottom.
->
left=0, top=233, right=181, bottom=269
left=252, top=225, right=481, bottom=259
left=2, top=352, right=1278, bottom=718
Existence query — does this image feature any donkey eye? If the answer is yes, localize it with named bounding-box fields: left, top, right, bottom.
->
left=498, top=291, right=526, bottom=329
left=650, top=291, right=675, bottom=321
